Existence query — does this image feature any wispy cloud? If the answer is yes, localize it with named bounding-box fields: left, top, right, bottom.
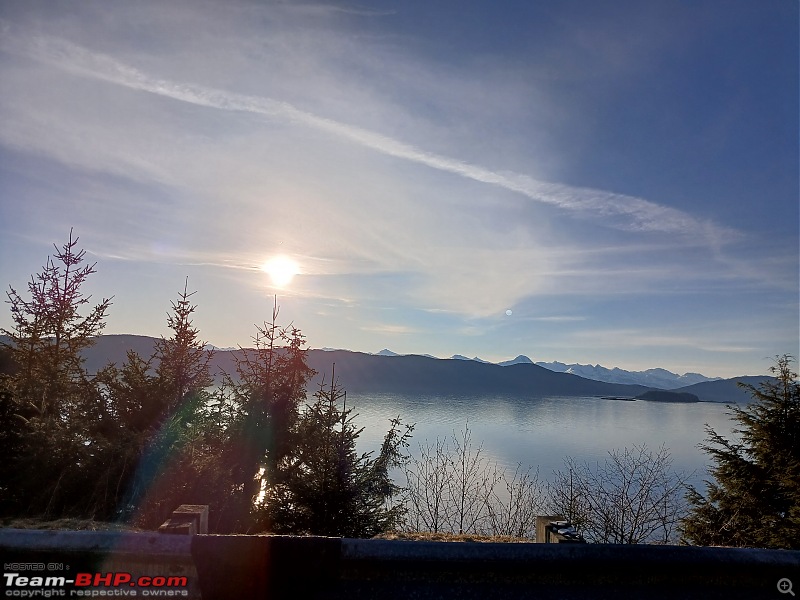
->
left=530, top=316, right=587, bottom=322
left=0, top=22, right=736, bottom=244
left=559, top=328, right=764, bottom=355
left=359, top=323, right=419, bottom=335
left=291, top=4, right=397, bottom=17
left=696, top=345, right=759, bottom=354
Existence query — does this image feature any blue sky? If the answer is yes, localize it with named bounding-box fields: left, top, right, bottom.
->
left=0, top=0, right=796, bottom=378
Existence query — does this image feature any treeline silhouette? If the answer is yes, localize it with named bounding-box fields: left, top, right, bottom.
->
left=0, top=232, right=411, bottom=534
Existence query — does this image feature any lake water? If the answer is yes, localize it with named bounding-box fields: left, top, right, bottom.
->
left=345, top=393, right=739, bottom=490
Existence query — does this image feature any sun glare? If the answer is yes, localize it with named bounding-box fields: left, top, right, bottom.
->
left=261, top=256, right=299, bottom=288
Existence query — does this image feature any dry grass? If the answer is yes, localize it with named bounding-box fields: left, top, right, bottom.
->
left=373, top=531, right=535, bottom=543
left=1, top=520, right=534, bottom=541
left=1, top=518, right=144, bottom=532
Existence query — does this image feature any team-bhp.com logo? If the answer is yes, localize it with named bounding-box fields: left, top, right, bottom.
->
left=4, top=571, right=189, bottom=597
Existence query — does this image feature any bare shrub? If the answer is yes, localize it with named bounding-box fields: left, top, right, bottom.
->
left=547, top=444, right=688, bottom=544
left=403, top=426, right=546, bottom=537
left=486, top=464, right=547, bottom=538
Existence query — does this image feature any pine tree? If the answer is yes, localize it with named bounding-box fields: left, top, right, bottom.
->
left=0, top=231, right=112, bottom=517
left=97, top=282, right=219, bottom=526
left=0, top=345, right=22, bottom=513
left=214, top=298, right=315, bottom=532
left=1, top=229, right=111, bottom=423
left=266, top=373, right=413, bottom=537
left=96, top=279, right=212, bottom=437
left=681, top=355, right=800, bottom=548
left=96, top=351, right=162, bottom=434
left=153, top=279, right=214, bottom=413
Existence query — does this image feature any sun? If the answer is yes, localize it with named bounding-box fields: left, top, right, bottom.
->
left=261, top=256, right=300, bottom=288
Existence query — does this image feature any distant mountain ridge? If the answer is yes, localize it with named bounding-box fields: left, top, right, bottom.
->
left=450, top=354, right=491, bottom=364
left=375, top=350, right=722, bottom=390
left=533, top=360, right=722, bottom=390
left=64, top=335, right=767, bottom=403
left=670, top=377, right=768, bottom=404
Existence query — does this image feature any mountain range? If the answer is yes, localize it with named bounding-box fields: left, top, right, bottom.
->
left=69, top=335, right=766, bottom=404
left=373, top=351, right=722, bottom=390
left=532, top=360, right=721, bottom=389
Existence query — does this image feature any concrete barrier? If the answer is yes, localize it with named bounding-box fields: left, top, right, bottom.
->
left=334, top=538, right=799, bottom=599
left=191, top=535, right=341, bottom=599
left=159, top=505, right=209, bottom=535
left=2, top=529, right=798, bottom=599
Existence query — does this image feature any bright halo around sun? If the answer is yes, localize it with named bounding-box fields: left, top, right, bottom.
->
left=261, top=255, right=300, bottom=288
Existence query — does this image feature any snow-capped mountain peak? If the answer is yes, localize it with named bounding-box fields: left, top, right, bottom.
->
left=534, top=361, right=721, bottom=389
left=498, top=355, right=533, bottom=366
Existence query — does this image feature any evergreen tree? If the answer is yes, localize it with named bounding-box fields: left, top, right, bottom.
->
left=0, top=346, right=22, bottom=514
left=0, top=231, right=112, bottom=517
left=213, top=298, right=315, bottom=532
left=96, top=351, right=162, bottom=435
left=681, top=355, right=800, bottom=548
left=153, top=279, right=214, bottom=412
left=266, top=374, right=413, bottom=537
left=1, top=229, right=111, bottom=423
left=96, top=282, right=219, bottom=526
left=96, top=279, right=212, bottom=438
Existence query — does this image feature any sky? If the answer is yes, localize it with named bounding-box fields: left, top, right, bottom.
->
left=0, top=0, right=797, bottom=378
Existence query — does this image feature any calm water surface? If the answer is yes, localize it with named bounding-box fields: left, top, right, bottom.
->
left=345, top=393, right=738, bottom=489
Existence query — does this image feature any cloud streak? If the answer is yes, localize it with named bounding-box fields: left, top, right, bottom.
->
left=0, top=22, right=735, bottom=244
left=529, top=316, right=587, bottom=322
